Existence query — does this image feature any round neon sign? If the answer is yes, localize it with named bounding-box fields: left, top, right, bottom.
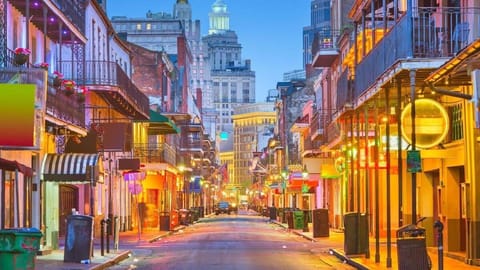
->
left=400, top=99, right=449, bottom=149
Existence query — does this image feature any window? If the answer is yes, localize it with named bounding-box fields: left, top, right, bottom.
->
left=146, top=23, right=151, bottom=30
left=136, top=23, right=142, bottom=30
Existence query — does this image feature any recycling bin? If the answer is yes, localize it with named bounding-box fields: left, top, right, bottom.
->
left=312, top=208, right=329, bottom=237
left=0, top=228, right=42, bottom=270
left=397, top=223, right=431, bottom=270
left=159, top=212, right=170, bottom=231
left=293, top=211, right=304, bottom=229
left=170, top=210, right=179, bottom=230
left=64, top=215, right=93, bottom=263
left=343, top=212, right=368, bottom=255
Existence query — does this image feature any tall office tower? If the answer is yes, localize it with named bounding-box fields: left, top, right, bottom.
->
left=232, top=103, right=275, bottom=190
left=302, top=0, right=331, bottom=69
left=202, top=0, right=256, bottom=135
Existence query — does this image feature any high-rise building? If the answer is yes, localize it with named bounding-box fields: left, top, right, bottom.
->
left=203, top=0, right=256, bottom=135
left=232, top=103, right=275, bottom=191
left=302, top=0, right=331, bottom=68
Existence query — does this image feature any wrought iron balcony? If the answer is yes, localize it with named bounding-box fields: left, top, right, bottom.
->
left=310, top=111, right=324, bottom=142
left=0, top=67, right=85, bottom=129
left=7, top=0, right=86, bottom=43
left=312, top=29, right=343, bottom=67
left=133, top=142, right=176, bottom=165
left=46, top=77, right=85, bottom=128
left=354, top=6, right=480, bottom=100
left=57, top=60, right=150, bottom=120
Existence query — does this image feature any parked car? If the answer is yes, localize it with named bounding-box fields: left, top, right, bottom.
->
left=215, top=202, right=230, bottom=215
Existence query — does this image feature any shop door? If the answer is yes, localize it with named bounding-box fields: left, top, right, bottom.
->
left=59, top=185, right=78, bottom=236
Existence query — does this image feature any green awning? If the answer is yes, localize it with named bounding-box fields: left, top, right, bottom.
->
left=143, top=110, right=180, bottom=135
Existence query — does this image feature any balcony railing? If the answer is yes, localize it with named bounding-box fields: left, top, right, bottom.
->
left=354, top=7, right=480, bottom=99
left=58, top=60, right=150, bottom=117
left=310, top=111, right=324, bottom=141
left=46, top=77, right=85, bottom=128
left=50, top=0, right=86, bottom=33
left=133, top=142, right=176, bottom=165
left=337, top=69, right=351, bottom=110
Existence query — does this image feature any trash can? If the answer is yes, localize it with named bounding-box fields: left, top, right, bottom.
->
left=397, top=223, right=431, bottom=270
left=179, top=209, right=190, bottom=225
left=198, top=206, right=205, bottom=218
left=190, top=207, right=199, bottom=221
left=64, top=215, right=93, bottom=263
left=312, top=208, right=329, bottom=237
left=293, top=211, right=304, bottom=230
left=269, top=207, right=277, bottom=221
left=0, top=228, right=42, bottom=270
left=343, top=212, right=368, bottom=255
left=159, top=212, right=170, bottom=231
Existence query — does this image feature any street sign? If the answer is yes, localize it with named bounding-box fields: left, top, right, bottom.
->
left=407, top=150, right=422, bottom=173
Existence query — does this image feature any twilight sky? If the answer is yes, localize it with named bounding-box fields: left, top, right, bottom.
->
left=106, top=0, right=310, bottom=102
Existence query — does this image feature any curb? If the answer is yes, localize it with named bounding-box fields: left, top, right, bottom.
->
left=329, top=248, right=369, bottom=270
left=147, top=225, right=187, bottom=243
left=89, top=250, right=131, bottom=270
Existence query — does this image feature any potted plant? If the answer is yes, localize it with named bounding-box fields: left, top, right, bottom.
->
left=36, top=62, right=49, bottom=71
left=13, top=47, right=31, bottom=66
left=62, top=80, right=76, bottom=96
left=53, top=71, right=63, bottom=88
left=77, top=86, right=88, bottom=103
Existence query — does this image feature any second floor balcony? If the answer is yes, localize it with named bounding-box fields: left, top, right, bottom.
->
left=133, top=142, right=176, bottom=165
left=353, top=6, right=480, bottom=100
left=58, top=60, right=150, bottom=120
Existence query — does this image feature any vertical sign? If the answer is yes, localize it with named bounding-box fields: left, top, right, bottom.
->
left=0, top=84, right=35, bottom=147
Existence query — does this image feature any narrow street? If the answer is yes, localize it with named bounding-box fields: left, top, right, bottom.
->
left=109, top=211, right=353, bottom=270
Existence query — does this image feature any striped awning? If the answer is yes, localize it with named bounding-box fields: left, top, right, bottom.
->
left=41, top=153, right=104, bottom=183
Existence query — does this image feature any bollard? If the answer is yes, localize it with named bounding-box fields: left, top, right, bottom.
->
left=303, top=210, right=309, bottom=232
left=114, top=216, right=119, bottom=251
left=434, top=220, right=444, bottom=270
left=100, top=219, right=106, bottom=256
left=106, top=218, right=111, bottom=253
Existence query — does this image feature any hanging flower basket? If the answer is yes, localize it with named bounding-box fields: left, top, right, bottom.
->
left=64, top=88, right=75, bottom=96
left=62, top=80, right=76, bottom=96
left=53, top=71, right=64, bottom=88
left=14, top=54, right=29, bottom=66
left=77, top=86, right=88, bottom=103
left=13, top=48, right=31, bottom=66
left=36, top=62, right=49, bottom=71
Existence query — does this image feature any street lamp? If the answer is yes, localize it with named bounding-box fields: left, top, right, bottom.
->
left=302, top=165, right=309, bottom=194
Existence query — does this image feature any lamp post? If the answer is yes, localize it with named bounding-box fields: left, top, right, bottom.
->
left=302, top=165, right=309, bottom=232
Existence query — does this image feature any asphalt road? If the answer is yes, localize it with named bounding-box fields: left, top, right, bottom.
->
left=108, top=211, right=353, bottom=270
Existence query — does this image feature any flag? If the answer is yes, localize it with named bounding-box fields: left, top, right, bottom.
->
left=219, top=163, right=229, bottom=183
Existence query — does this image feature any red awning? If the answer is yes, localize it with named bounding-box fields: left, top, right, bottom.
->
left=288, top=180, right=319, bottom=188
left=0, top=158, right=33, bottom=177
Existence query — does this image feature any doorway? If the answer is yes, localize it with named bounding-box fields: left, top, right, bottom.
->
left=59, top=185, right=78, bottom=236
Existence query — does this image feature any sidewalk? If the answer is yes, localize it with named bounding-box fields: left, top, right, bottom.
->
left=35, top=226, right=186, bottom=270
left=269, top=218, right=480, bottom=270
